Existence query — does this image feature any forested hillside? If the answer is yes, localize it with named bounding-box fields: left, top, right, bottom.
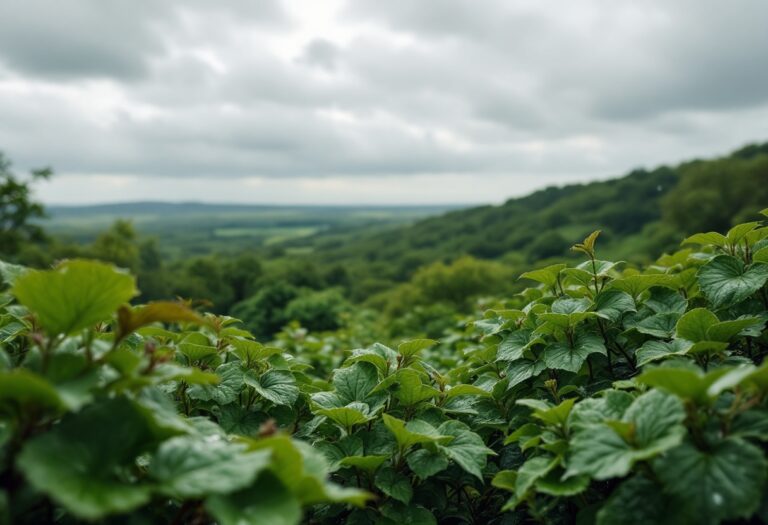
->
left=3, top=142, right=768, bottom=342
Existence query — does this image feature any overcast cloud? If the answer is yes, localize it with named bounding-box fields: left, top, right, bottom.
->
left=1, top=0, right=767, bottom=205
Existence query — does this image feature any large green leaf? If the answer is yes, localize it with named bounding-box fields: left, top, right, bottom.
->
left=375, top=466, right=413, bottom=504
left=594, top=290, right=636, bottom=322
left=676, top=308, right=719, bottom=342
left=206, top=472, right=301, bottom=525
left=150, top=435, right=271, bottom=498
left=187, top=362, right=243, bottom=405
left=382, top=414, right=451, bottom=450
left=597, top=475, right=672, bottom=525
left=698, top=255, right=768, bottom=309
left=520, top=264, right=566, bottom=288
left=653, top=438, right=767, bottom=524
left=406, top=449, right=448, bottom=479
left=636, top=339, right=691, bottom=367
left=11, top=259, right=137, bottom=336
left=543, top=334, right=606, bottom=373
left=16, top=397, right=162, bottom=520
left=638, top=365, right=730, bottom=405
left=506, top=359, right=546, bottom=388
left=566, top=390, right=685, bottom=480
left=394, top=369, right=439, bottom=406
left=244, top=369, right=299, bottom=406
left=436, top=420, right=495, bottom=479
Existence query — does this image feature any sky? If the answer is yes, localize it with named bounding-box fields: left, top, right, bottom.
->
left=1, top=0, right=767, bottom=206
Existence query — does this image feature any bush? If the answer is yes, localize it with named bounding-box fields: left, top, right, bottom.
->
left=2, top=212, right=768, bottom=524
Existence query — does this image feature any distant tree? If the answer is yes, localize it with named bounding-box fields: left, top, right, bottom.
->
left=91, top=220, right=140, bottom=271
left=0, top=152, right=51, bottom=258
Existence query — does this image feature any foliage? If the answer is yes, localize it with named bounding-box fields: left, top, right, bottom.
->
left=2, top=212, right=768, bottom=524
left=0, top=152, right=51, bottom=258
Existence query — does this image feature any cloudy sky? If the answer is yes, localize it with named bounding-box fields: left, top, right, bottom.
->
left=1, top=0, right=767, bottom=205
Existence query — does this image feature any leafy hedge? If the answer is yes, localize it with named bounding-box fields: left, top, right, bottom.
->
left=2, top=212, right=768, bottom=524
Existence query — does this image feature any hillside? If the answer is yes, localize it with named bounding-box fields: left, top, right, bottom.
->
left=287, top=142, right=768, bottom=283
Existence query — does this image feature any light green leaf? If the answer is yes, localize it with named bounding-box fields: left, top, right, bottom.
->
left=316, top=404, right=373, bottom=429
left=681, top=232, right=727, bottom=247
left=520, top=263, right=566, bottom=288
left=394, top=369, right=439, bottom=406
left=698, top=255, right=768, bottom=309
left=11, top=260, right=137, bottom=336
left=398, top=339, right=436, bottom=358
left=638, top=365, right=730, bottom=404
left=339, top=455, right=388, bottom=474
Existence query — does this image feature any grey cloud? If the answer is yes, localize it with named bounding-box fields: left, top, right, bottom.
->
left=0, top=0, right=289, bottom=80
left=1, top=0, right=767, bottom=202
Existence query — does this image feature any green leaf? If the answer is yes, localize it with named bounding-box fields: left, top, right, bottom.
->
left=653, top=438, right=767, bottom=524
left=497, top=330, right=540, bottom=361
left=726, top=221, right=760, bottom=245
left=11, top=259, right=137, bottom=336
left=398, top=338, right=436, bottom=358
left=632, top=313, right=679, bottom=338
left=394, top=369, right=439, bottom=406
left=16, top=397, right=162, bottom=520
left=596, top=475, right=671, bottom=525
left=379, top=501, right=437, bottom=525
left=644, top=287, right=688, bottom=315
left=608, top=274, right=676, bottom=298
left=187, top=362, right=243, bottom=405
left=0, top=369, right=65, bottom=411
left=707, top=317, right=764, bottom=342
left=516, top=455, right=558, bottom=497
left=638, top=365, right=729, bottom=404
left=681, top=232, right=727, bottom=247
left=636, top=339, right=691, bottom=367
left=506, top=359, right=546, bottom=388
left=206, top=472, right=301, bottom=525
left=230, top=338, right=283, bottom=365
left=375, top=466, right=413, bottom=504
left=316, top=404, right=374, bottom=429
left=567, top=390, right=633, bottom=430
left=150, top=436, right=271, bottom=498
left=676, top=308, right=719, bottom=342
left=436, top=420, right=494, bottom=479
left=566, top=390, right=685, bottom=480
left=594, top=290, right=636, bottom=322
left=339, top=455, right=388, bottom=474
left=543, top=334, right=606, bottom=373
left=698, top=255, right=768, bottom=309
left=443, top=384, right=491, bottom=400
left=244, top=369, right=299, bottom=406
left=382, top=414, right=451, bottom=450
left=520, top=263, right=566, bottom=288
left=535, top=470, right=589, bottom=496
left=333, top=362, right=381, bottom=404
left=406, top=449, right=449, bottom=479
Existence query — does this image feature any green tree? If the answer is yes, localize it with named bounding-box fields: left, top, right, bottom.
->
left=0, top=152, right=51, bottom=258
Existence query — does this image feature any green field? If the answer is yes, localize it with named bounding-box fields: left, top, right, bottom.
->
left=44, top=202, right=461, bottom=257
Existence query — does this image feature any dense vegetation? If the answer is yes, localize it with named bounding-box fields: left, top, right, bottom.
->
left=2, top=212, right=768, bottom=524
left=4, top=142, right=767, bottom=344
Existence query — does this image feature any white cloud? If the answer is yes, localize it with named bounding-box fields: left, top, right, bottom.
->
left=1, top=0, right=766, bottom=204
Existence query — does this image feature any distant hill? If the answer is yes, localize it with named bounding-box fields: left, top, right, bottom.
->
left=289, top=141, right=768, bottom=285
left=44, top=202, right=462, bottom=258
